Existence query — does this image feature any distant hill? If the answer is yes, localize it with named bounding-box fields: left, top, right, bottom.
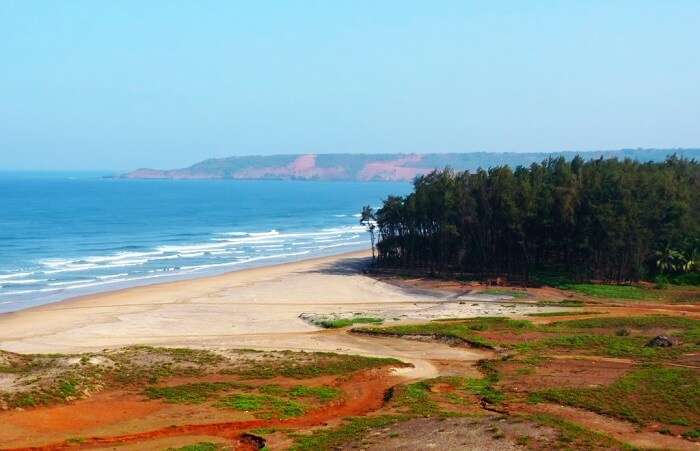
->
left=122, top=149, right=700, bottom=182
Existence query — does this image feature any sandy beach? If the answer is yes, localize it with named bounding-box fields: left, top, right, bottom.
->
left=0, top=250, right=517, bottom=382
left=0, top=250, right=544, bottom=377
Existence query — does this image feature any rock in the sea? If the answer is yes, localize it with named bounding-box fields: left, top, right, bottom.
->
left=646, top=335, right=674, bottom=347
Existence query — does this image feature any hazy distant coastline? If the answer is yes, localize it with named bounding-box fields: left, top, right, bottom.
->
left=121, top=149, right=700, bottom=182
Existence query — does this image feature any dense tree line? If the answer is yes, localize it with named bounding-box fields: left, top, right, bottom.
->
left=365, top=156, right=700, bottom=282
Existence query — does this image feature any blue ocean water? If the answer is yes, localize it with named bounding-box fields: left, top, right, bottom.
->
left=0, top=173, right=410, bottom=313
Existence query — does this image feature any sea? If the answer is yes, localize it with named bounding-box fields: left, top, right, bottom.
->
left=0, top=173, right=411, bottom=313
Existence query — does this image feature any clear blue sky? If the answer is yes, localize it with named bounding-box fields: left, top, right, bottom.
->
left=1, top=1, right=698, bottom=171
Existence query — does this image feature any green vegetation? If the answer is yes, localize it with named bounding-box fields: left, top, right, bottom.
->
left=144, top=382, right=234, bottom=404
left=481, top=289, right=528, bottom=298
left=464, top=377, right=504, bottom=405
left=669, top=272, right=700, bottom=286
left=463, top=360, right=504, bottom=405
left=290, top=415, right=406, bottom=451
left=530, top=413, right=634, bottom=450
left=356, top=317, right=537, bottom=349
left=316, top=316, right=383, bottom=329
left=683, top=428, right=700, bottom=439
left=536, top=299, right=584, bottom=307
left=520, top=334, right=683, bottom=359
left=558, top=283, right=654, bottom=299
left=0, top=347, right=396, bottom=409
left=373, top=157, right=700, bottom=283
left=531, top=366, right=700, bottom=427
left=164, top=382, right=340, bottom=419
left=217, top=393, right=306, bottom=418
left=289, top=385, right=341, bottom=402
left=168, top=443, right=226, bottom=451
left=357, top=315, right=699, bottom=360
left=511, top=315, right=700, bottom=359
left=548, top=315, right=698, bottom=330
left=525, top=311, right=600, bottom=317
left=396, top=381, right=439, bottom=416
left=228, top=351, right=402, bottom=379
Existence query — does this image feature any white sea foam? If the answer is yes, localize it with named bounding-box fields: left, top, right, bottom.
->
left=4, top=224, right=368, bottom=305
left=0, top=272, right=33, bottom=280
left=1, top=278, right=46, bottom=285
left=180, top=250, right=311, bottom=272
left=317, top=241, right=365, bottom=250
left=97, top=273, right=129, bottom=280
left=3, top=287, right=63, bottom=295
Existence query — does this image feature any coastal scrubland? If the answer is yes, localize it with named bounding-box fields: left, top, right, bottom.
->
left=1, top=275, right=699, bottom=450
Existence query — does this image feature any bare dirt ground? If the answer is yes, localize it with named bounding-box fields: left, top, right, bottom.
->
left=514, top=404, right=700, bottom=451
left=339, top=416, right=559, bottom=450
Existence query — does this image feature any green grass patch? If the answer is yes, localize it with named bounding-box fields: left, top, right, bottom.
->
left=144, top=382, right=234, bottom=404
left=357, top=317, right=536, bottom=349
left=229, top=352, right=401, bottom=379
left=531, top=366, right=700, bottom=426
left=256, top=384, right=340, bottom=402
left=316, top=317, right=383, bottom=328
left=558, top=283, right=653, bottom=300
left=216, top=393, right=306, bottom=418
left=463, top=359, right=505, bottom=405
left=525, top=311, right=600, bottom=317
left=516, top=315, right=700, bottom=358
left=218, top=393, right=265, bottom=411
left=464, top=377, right=504, bottom=405
left=289, top=385, right=341, bottom=402
left=530, top=413, right=634, bottom=450
left=683, top=428, right=700, bottom=439
left=57, top=379, right=78, bottom=397
left=548, top=315, right=699, bottom=331
left=167, top=443, right=225, bottom=451
left=536, top=299, right=585, bottom=307
left=481, top=288, right=529, bottom=298
left=519, top=334, right=683, bottom=359
left=395, top=381, right=439, bottom=416
left=290, top=415, right=406, bottom=451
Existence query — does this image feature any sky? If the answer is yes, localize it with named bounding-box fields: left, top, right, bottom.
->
left=1, top=1, right=699, bottom=171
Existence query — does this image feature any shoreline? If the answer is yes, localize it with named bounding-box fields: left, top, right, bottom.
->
left=0, top=247, right=371, bottom=316
left=0, top=249, right=400, bottom=353
left=0, top=249, right=560, bottom=355
left=1, top=249, right=373, bottom=317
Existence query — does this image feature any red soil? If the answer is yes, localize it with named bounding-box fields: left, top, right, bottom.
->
left=1, top=391, right=161, bottom=433
left=1, top=369, right=396, bottom=451
left=500, top=356, right=633, bottom=392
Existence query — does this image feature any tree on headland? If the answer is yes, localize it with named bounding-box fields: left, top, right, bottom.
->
left=360, top=205, right=377, bottom=263
left=368, top=156, right=700, bottom=282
